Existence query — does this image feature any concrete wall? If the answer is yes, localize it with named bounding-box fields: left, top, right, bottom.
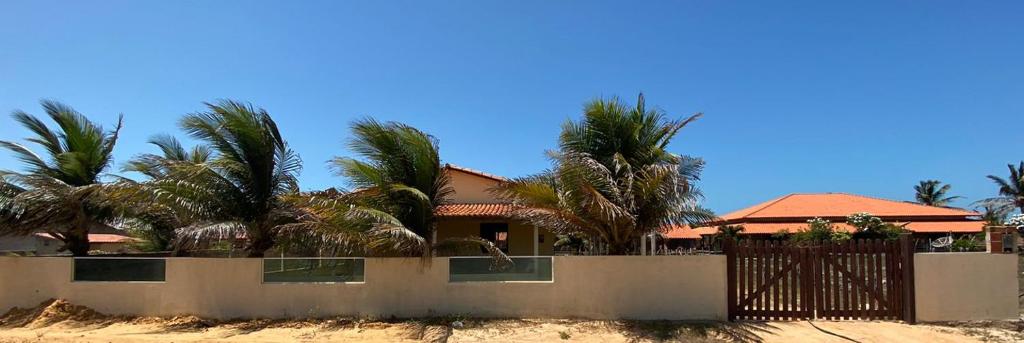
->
left=0, top=256, right=726, bottom=320
left=914, top=253, right=1019, bottom=322
left=448, top=169, right=502, bottom=204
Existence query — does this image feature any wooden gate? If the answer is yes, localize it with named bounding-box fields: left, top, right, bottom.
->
left=724, top=237, right=916, bottom=322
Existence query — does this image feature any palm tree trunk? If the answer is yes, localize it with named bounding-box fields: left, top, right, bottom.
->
left=64, top=230, right=90, bottom=256
left=246, top=232, right=275, bottom=258
left=606, top=240, right=634, bottom=255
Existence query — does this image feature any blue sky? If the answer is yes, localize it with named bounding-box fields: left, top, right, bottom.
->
left=1, top=1, right=1021, bottom=214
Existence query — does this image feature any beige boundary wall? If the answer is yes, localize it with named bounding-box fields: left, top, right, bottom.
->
left=914, top=253, right=1019, bottom=322
left=0, top=256, right=727, bottom=320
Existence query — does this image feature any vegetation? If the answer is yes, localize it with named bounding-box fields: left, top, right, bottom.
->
left=0, top=101, right=124, bottom=256
left=950, top=233, right=984, bottom=252
left=716, top=225, right=744, bottom=240
left=1, top=96, right=1009, bottom=257
left=120, top=136, right=211, bottom=253
left=914, top=180, right=961, bottom=207
left=494, top=94, right=714, bottom=255
left=786, top=213, right=904, bottom=244
left=130, top=100, right=304, bottom=257
left=301, top=118, right=507, bottom=259
left=977, top=162, right=1024, bottom=215
left=978, top=204, right=1011, bottom=226
left=846, top=212, right=906, bottom=240
left=789, top=218, right=851, bottom=243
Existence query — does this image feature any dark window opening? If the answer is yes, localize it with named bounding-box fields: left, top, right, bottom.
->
left=480, top=223, right=509, bottom=253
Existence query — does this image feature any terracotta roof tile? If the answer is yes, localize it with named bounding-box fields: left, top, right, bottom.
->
left=435, top=203, right=518, bottom=218
left=719, top=193, right=979, bottom=220
left=665, top=219, right=984, bottom=238
left=34, top=233, right=139, bottom=243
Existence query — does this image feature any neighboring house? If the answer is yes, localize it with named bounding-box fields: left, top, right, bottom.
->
left=0, top=233, right=138, bottom=255
left=667, top=193, right=984, bottom=248
left=435, top=164, right=555, bottom=256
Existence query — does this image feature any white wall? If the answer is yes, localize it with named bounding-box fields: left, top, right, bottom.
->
left=914, top=253, right=1019, bottom=322
left=0, top=256, right=727, bottom=320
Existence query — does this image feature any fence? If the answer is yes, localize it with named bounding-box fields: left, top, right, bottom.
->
left=0, top=253, right=1015, bottom=322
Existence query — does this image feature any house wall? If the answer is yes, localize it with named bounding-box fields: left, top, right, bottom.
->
left=437, top=219, right=554, bottom=256
left=0, top=256, right=726, bottom=320
left=0, top=236, right=39, bottom=253
left=914, top=253, right=1019, bottom=321
left=448, top=170, right=502, bottom=203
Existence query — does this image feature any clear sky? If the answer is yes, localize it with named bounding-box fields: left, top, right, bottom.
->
left=1, top=1, right=1021, bottom=214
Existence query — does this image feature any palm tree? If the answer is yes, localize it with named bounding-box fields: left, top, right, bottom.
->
left=125, top=134, right=211, bottom=179
left=717, top=225, right=744, bottom=239
left=139, top=100, right=302, bottom=257
left=977, top=204, right=1010, bottom=226
left=914, top=180, right=961, bottom=207
left=309, top=118, right=506, bottom=259
left=0, top=101, right=123, bottom=256
left=494, top=94, right=715, bottom=255
left=119, top=135, right=211, bottom=253
left=977, top=162, right=1024, bottom=215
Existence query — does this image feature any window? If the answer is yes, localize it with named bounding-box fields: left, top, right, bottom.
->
left=449, top=257, right=553, bottom=282
left=73, top=258, right=166, bottom=282
left=262, top=258, right=364, bottom=283
left=480, top=223, right=509, bottom=253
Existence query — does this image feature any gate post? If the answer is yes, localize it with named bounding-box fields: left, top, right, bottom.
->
left=899, top=234, right=917, bottom=324
left=724, top=237, right=737, bottom=321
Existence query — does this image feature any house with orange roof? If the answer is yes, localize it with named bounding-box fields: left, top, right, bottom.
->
left=666, top=193, right=984, bottom=249
left=434, top=164, right=555, bottom=256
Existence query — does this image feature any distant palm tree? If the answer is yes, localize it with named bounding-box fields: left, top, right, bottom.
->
left=305, top=118, right=507, bottom=260
left=494, top=94, right=715, bottom=255
left=124, top=135, right=211, bottom=179
left=977, top=204, right=1010, bottom=226
left=977, top=162, right=1024, bottom=215
left=138, top=100, right=302, bottom=257
left=0, top=101, right=123, bottom=256
left=914, top=180, right=961, bottom=207
left=717, top=225, right=744, bottom=239
left=119, top=135, right=211, bottom=253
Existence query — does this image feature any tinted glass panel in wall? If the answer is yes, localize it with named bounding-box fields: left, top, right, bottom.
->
left=449, top=257, right=553, bottom=282
left=73, top=258, right=166, bottom=282
left=262, top=258, right=365, bottom=283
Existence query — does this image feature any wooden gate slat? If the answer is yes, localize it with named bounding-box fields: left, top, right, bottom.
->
left=873, top=239, right=883, bottom=319
left=866, top=240, right=876, bottom=319
left=794, top=244, right=802, bottom=319
left=749, top=240, right=757, bottom=319
left=813, top=242, right=823, bottom=320
left=771, top=240, right=778, bottom=320
left=753, top=240, right=761, bottom=321
left=822, top=242, right=833, bottom=320
left=857, top=240, right=865, bottom=319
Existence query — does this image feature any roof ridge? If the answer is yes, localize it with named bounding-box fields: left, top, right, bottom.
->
left=830, top=192, right=980, bottom=215
left=741, top=193, right=797, bottom=219
left=443, top=163, right=509, bottom=181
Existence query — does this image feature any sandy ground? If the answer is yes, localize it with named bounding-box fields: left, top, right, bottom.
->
left=0, top=300, right=1020, bottom=343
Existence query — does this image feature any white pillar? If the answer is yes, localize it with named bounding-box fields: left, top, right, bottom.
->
left=650, top=234, right=657, bottom=255
left=533, top=227, right=539, bottom=256
left=640, top=235, right=647, bottom=255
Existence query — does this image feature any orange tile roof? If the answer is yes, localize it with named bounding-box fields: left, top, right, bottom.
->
left=665, top=220, right=984, bottom=238
left=435, top=203, right=518, bottom=218
left=721, top=193, right=979, bottom=220
left=34, top=233, right=139, bottom=243
left=664, top=193, right=985, bottom=238
left=663, top=225, right=718, bottom=239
